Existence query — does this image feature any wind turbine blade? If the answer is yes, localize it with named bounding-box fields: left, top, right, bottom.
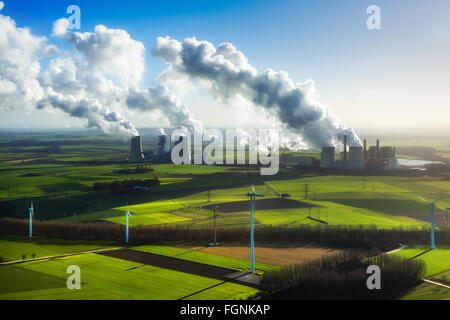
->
left=432, top=195, right=447, bottom=204
left=417, top=196, right=431, bottom=204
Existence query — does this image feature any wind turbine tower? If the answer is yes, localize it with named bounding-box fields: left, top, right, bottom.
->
left=246, top=186, right=262, bottom=273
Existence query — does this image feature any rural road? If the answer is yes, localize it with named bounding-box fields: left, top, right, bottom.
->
left=423, top=279, right=450, bottom=289
left=0, top=247, right=123, bottom=265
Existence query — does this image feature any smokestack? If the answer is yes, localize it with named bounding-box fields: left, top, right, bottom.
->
left=376, top=139, right=380, bottom=158
left=363, top=139, right=367, bottom=160
left=343, top=135, right=347, bottom=161
left=129, top=136, right=144, bottom=162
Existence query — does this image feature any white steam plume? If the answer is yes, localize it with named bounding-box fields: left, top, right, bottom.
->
left=126, top=84, right=205, bottom=134
left=0, top=11, right=141, bottom=137
left=152, top=37, right=361, bottom=147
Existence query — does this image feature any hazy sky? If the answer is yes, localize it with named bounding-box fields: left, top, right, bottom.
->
left=1, top=0, right=450, bottom=135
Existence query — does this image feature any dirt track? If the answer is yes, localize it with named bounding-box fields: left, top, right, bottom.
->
left=98, top=249, right=244, bottom=283
left=203, top=198, right=316, bottom=213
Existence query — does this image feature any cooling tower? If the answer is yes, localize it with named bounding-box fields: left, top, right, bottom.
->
left=349, top=146, right=363, bottom=161
left=129, top=136, right=145, bottom=162
left=321, top=147, right=335, bottom=168
left=158, top=135, right=167, bottom=155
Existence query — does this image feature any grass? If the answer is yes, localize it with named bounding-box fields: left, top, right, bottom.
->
left=254, top=201, right=427, bottom=228
left=400, top=282, right=449, bottom=300
left=395, top=245, right=450, bottom=300
left=133, top=245, right=279, bottom=272
left=327, top=198, right=430, bottom=213
left=1, top=132, right=449, bottom=230
left=107, top=212, right=191, bottom=226
left=0, top=234, right=116, bottom=262
left=0, top=253, right=258, bottom=300
left=392, top=246, right=450, bottom=277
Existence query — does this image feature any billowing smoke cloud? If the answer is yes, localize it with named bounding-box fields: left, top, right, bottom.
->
left=37, top=89, right=138, bottom=136
left=152, top=37, right=361, bottom=147
left=53, top=19, right=145, bottom=89
left=0, top=8, right=141, bottom=137
left=0, top=9, right=207, bottom=138
left=126, top=84, right=205, bottom=134
left=1, top=5, right=358, bottom=148
left=0, top=11, right=46, bottom=110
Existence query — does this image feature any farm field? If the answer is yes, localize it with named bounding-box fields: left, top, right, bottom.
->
left=107, top=211, right=191, bottom=226
left=394, top=246, right=450, bottom=300
left=400, top=282, right=449, bottom=300
left=392, top=246, right=450, bottom=277
left=68, top=184, right=430, bottom=228
left=0, top=235, right=116, bottom=262
left=176, top=245, right=344, bottom=267
left=133, top=245, right=279, bottom=272
left=1, top=132, right=450, bottom=301
left=0, top=253, right=258, bottom=300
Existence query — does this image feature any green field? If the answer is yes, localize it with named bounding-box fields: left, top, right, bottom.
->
left=133, top=245, right=279, bottom=272
left=394, top=246, right=450, bottom=300
left=0, top=235, right=116, bottom=262
left=254, top=201, right=427, bottom=228
left=392, top=246, right=450, bottom=277
left=0, top=253, right=258, bottom=300
left=400, top=282, right=449, bottom=300
left=1, top=132, right=450, bottom=300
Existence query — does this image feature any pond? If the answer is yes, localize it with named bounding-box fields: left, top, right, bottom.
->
left=397, top=158, right=444, bottom=167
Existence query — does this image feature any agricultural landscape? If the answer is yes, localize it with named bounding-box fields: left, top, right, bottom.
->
left=0, top=131, right=449, bottom=300
left=1, top=1, right=450, bottom=307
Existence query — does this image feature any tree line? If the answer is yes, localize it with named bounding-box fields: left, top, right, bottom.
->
left=93, top=178, right=160, bottom=193
left=259, top=252, right=425, bottom=299
left=0, top=218, right=448, bottom=251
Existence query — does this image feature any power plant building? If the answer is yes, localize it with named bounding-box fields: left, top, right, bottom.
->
left=129, top=136, right=145, bottom=162
left=320, top=136, right=397, bottom=170
left=320, top=147, right=336, bottom=168
left=158, top=135, right=172, bottom=155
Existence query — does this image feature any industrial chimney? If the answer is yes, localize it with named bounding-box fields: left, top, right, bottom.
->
left=363, top=139, right=367, bottom=160
left=129, top=136, right=145, bottom=162
left=343, top=135, right=347, bottom=161
left=376, top=139, right=380, bottom=158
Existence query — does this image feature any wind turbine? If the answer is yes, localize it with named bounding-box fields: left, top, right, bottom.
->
left=246, top=185, right=262, bottom=273
left=125, top=204, right=133, bottom=244
left=29, top=202, right=34, bottom=239
left=418, top=195, right=447, bottom=249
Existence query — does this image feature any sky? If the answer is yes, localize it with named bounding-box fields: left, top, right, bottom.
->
left=1, top=0, right=450, bottom=137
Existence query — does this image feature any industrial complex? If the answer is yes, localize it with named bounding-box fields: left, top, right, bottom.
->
left=129, top=134, right=173, bottom=163
left=320, top=136, right=397, bottom=170
left=129, top=133, right=398, bottom=171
